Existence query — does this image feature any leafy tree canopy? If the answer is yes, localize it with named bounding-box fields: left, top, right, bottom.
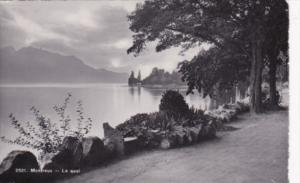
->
left=127, top=0, right=288, bottom=112
left=178, top=47, right=249, bottom=96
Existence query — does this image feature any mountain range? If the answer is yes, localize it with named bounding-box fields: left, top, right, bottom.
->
left=0, top=46, right=128, bottom=84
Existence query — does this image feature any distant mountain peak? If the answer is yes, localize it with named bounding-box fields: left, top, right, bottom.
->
left=17, top=46, right=42, bottom=53
left=0, top=46, right=128, bottom=84
left=17, top=46, right=59, bottom=56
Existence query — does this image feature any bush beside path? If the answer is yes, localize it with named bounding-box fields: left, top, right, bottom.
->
left=55, top=110, right=288, bottom=183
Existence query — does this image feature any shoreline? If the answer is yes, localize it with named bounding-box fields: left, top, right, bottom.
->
left=0, top=86, right=289, bottom=183
left=141, top=84, right=187, bottom=89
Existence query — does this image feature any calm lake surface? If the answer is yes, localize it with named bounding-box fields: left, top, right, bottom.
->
left=0, top=83, right=212, bottom=161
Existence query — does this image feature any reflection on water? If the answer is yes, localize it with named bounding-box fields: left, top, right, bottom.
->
left=128, top=85, right=141, bottom=96
left=0, top=83, right=241, bottom=160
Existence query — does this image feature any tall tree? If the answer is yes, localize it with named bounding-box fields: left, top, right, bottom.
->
left=263, top=0, right=288, bottom=107
left=127, top=0, right=288, bottom=113
left=128, top=71, right=136, bottom=86
left=178, top=47, right=248, bottom=97
left=137, top=70, right=142, bottom=81
left=129, top=71, right=135, bottom=79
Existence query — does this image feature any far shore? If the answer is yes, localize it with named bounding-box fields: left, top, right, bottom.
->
left=0, top=82, right=128, bottom=88
left=0, top=83, right=186, bottom=89
left=139, top=84, right=188, bottom=90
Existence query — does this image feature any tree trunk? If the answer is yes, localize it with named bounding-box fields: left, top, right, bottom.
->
left=250, top=37, right=263, bottom=113
left=269, top=53, right=278, bottom=107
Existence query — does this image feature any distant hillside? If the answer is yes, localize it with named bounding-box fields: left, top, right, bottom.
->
left=0, top=47, right=128, bottom=84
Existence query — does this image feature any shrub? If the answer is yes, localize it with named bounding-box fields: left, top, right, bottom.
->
left=185, top=107, right=207, bottom=126
left=159, top=90, right=190, bottom=119
left=0, top=93, right=92, bottom=155
left=150, top=111, right=177, bottom=131
left=116, top=113, right=151, bottom=137
left=116, top=90, right=210, bottom=148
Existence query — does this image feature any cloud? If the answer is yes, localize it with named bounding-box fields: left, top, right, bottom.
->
left=63, top=7, right=99, bottom=29
left=110, top=58, right=122, bottom=68
left=0, top=4, right=27, bottom=48
left=0, top=1, right=206, bottom=77
left=107, top=38, right=132, bottom=49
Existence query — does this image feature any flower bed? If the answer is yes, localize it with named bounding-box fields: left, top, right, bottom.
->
left=0, top=91, right=250, bottom=182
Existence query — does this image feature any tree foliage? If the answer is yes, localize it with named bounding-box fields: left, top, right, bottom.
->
left=178, top=47, right=249, bottom=96
left=127, top=0, right=288, bottom=112
left=128, top=70, right=140, bottom=85
left=137, top=70, right=142, bottom=81
left=142, top=67, right=183, bottom=85
left=127, top=0, right=251, bottom=96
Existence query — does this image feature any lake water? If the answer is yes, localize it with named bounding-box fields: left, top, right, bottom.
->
left=0, top=83, right=212, bottom=161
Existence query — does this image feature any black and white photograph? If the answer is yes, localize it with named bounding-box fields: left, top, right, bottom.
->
left=0, top=0, right=298, bottom=183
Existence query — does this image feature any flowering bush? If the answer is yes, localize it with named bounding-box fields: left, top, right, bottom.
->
left=0, top=93, right=92, bottom=154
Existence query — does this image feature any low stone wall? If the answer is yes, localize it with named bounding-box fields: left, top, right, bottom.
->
left=0, top=135, right=114, bottom=182
left=0, top=151, right=40, bottom=183
left=103, top=122, right=124, bottom=156
left=160, top=122, right=216, bottom=149
left=0, top=102, right=248, bottom=182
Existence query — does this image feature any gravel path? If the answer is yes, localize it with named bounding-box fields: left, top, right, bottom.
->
left=56, top=111, right=288, bottom=183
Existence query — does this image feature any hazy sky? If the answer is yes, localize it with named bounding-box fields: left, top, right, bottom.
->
left=0, top=1, right=206, bottom=77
